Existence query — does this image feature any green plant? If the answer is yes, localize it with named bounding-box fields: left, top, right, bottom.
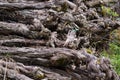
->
left=101, top=51, right=120, bottom=75
left=109, top=43, right=120, bottom=54
left=101, top=5, right=119, bottom=17
left=101, top=41, right=120, bottom=75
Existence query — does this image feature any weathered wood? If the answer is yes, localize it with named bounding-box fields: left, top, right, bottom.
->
left=0, top=2, right=53, bottom=10
left=0, top=60, right=72, bottom=80
left=0, top=39, right=46, bottom=47
left=0, top=46, right=119, bottom=80
left=86, top=0, right=117, bottom=7
left=0, top=21, right=51, bottom=39
left=0, top=21, right=31, bottom=37
left=0, top=0, right=119, bottom=80
left=0, top=65, right=33, bottom=80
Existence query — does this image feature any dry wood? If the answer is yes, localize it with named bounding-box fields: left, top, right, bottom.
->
left=0, top=46, right=119, bottom=80
left=0, top=39, right=46, bottom=47
left=0, top=21, right=51, bottom=39
left=86, top=0, right=117, bottom=7
left=0, top=0, right=120, bottom=80
left=0, top=1, right=53, bottom=10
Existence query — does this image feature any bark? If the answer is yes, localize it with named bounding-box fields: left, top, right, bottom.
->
left=0, top=46, right=119, bottom=80
left=0, top=2, right=53, bottom=10
left=0, top=0, right=120, bottom=80
left=86, top=0, right=117, bottom=7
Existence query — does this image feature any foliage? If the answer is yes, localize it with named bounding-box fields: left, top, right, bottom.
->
left=107, top=29, right=120, bottom=54
left=101, top=29, right=120, bottom=75
left=101, top=5, right=119, bottom=17
left=109, top=43, right=120, bottom=54
left=101, top=33, right=120, bottom=75
left=101, top=51, right=120, bottom=75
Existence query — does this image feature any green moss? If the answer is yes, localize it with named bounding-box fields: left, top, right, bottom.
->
left=55, top=58, right=69, bottom=66
left=101, top=52, right=120, bottom=75
left=61, top=2, right=68, bottom=12
left=34, top=71, right=45, bottom=79
left=109, top=43, right=120, bottom=54
left=35, top=74, right=45, bottom=79
left=101, top=42, right=120, bottom=75
left=101, top=5, right=119, bottom=17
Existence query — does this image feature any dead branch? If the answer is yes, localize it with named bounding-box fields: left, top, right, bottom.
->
left=0, top=1, right=53, bottom=10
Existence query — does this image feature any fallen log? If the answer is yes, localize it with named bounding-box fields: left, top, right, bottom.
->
left=0, top=46, right=119, bottom=80
left=0, top=1, right=53, bottom=10
left=0, top=21, right=51, bottom=39
left=0, top=39, right=46, bottom=47
left=0, top=0, right=120, bottom=80
left=0, top=60, right=72, bottom=80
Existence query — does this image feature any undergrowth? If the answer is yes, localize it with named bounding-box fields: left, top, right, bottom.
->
left=101, top=5, right=119, bottom=17
left=101, top=48, right=120, bottom=75
left=101, top=29, right=120, bottom=75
